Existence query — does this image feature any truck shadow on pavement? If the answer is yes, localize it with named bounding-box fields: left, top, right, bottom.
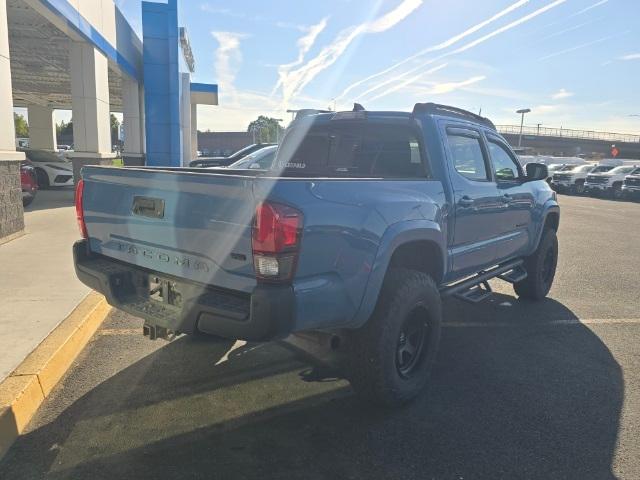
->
left=0, top=294, right=623, bottom=480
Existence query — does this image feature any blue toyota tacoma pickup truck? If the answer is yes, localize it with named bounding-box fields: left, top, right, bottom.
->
left=73, top=103, right=559, bottom=406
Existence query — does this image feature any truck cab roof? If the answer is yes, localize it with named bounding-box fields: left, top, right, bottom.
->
left=294, top=103, right=495, bottom=130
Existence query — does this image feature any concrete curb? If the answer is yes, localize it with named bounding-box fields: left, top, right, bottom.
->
left=0, top=230, right=25, bottom=246
left=0, top=292, right=111, bottom=459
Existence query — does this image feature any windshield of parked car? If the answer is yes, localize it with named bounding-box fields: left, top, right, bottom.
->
left=608, top=166, right=636, bottom=175
left=547, top=164, right=563, bottom=171
left=559, top=164, right=579, bottom=171
left=232, top=144, right=259, bottom=157
left=227, top=146, right=278, bottom=169
left=574, top=164, right=596, bottom=172
left=21, top=148, right=70, bottom=163
left=592, top=165, right=615, bottom=173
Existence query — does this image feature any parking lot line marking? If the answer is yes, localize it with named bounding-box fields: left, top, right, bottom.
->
left=443, top=318, right=640, bottom=328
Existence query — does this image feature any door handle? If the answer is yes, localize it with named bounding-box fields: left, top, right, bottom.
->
left=459, top=196, right=474, bottom=208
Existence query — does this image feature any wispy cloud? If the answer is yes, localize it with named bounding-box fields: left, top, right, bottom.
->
left=448, top=0, right=567, bottom=54
left=338, top=0, right=532, bottom=102
left=409, top=75, right=487, bottom=97
left=532, top=104, right=560, bottom=114
left=368, top=64, right=448, bottom=101
left=366, top=0, right=423, bottom=33
left=274, top=0, right=423, bottom=107
left=211, top=31, right=249, bottom=96
left=552, top=88, right=574, bottom=99
left=272, top=18, right=328, bottom=95
left=539, top=19, right=594, bottom=41
left=570, top=0, right=609, bottom=17
left=538, top=31, right=628, bottom=61
left=206, top=23, right=331, bottom=131
left=347, top=0, right=568, bottom=103
left=197, top=89, right=325, bottom=132
left=619, top=53, right=640, bottom=61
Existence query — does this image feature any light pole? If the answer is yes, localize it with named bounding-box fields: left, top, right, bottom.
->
left=516, top=108, right=531, bottom=147
left=274, top=118, right=284, bottom=143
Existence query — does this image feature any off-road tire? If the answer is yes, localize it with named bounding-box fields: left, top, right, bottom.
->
left=612, top=183, right=624, bottom=200
left=347, top=268, right=442, bottom=407
left=571, top=181, right=585, bottom=195
left=514, top=228, right=558, bottom=301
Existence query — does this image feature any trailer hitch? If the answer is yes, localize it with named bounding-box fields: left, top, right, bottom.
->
left=143, top=323, right=178, bottom=341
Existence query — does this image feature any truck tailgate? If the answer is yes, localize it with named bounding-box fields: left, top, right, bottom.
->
left=81, top=166, right=258, bottom=292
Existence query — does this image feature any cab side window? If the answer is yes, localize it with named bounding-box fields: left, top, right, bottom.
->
left=446, top=132, right=489, bottom=181
left=488, top=140, right=522, bottom=181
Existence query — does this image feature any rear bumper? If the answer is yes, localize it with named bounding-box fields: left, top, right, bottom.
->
left=73, top=240, right=294, bottom=341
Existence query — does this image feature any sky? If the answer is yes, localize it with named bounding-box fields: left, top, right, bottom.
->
left=115, top=0, right=639, bottom=133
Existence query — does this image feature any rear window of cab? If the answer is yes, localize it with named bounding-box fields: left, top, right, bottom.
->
left=274, top=119, right=428, bottom=178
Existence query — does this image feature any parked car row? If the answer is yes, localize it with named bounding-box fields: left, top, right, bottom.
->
left=543, top=158, right=640, bottom=200
left=189, top=143, right=276, bottom=167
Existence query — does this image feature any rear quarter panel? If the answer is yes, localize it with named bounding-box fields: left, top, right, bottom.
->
left=257, top=178, right=447, bottom=330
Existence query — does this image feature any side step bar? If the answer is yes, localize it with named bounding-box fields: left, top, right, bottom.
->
left=440, top=260, right=526, bottom=304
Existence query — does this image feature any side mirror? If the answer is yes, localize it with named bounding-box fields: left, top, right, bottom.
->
left=525, top=162, right=548, bottom=181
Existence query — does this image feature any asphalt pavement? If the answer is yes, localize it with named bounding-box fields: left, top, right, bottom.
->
left=1, top=194, right=639, bottom=480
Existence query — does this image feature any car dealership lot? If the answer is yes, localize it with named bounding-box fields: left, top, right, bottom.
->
left=1, top=194, right=639, bottom=480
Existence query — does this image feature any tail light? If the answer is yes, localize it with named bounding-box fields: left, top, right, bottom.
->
left=252, top=201, right=303, bottom=282
left=75, top=179, right=88, bottom=239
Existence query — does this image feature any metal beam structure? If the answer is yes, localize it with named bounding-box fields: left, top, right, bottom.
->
left=7, top=0, right=123, bottom=110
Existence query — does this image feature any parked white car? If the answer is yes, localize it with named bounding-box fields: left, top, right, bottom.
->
left=517, top=155, right=586, bottom=184
left=545, top=156, right=587, bottom=167
left=545, top=163, right=566, bottom=183
left=584, top=164, right=639, bottom=199
left=20, top=149, right=74, bottom=188
left=550, top=164, right=596, bottom=194
left=622, top=167, right=640, bottom=200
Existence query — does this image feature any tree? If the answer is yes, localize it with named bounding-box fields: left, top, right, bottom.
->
left=247, top=116, right=284, bottom=143
left=110, top=113, right=120, bottom=146
left=14, top=113, right=28, bottom=137
left=56, top=119, right=73, bottom=136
